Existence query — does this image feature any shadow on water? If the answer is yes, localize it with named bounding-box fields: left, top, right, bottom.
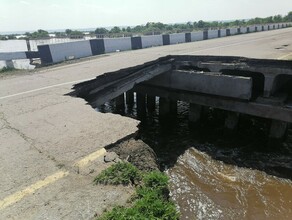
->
left=97, top=99, right=292, bottom=180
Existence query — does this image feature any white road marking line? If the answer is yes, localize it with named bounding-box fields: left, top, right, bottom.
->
left=0, top=78, right=93, bottom=100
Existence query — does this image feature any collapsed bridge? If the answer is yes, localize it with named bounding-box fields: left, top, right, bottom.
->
left=72, top=55, right=292, bottom=139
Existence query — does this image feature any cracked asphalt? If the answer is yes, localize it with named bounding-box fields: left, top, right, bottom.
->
left=0, top=28, right=291, bottom=219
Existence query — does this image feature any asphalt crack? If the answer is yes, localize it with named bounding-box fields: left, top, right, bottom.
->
left=0, top=112, right=35, bottom=145
left=0, top=111, right=61, bottom=166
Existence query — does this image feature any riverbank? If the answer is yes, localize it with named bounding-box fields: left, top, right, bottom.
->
left=94, top=138, right=179, bottom=219
left=94, top=97, right=292, bottom=219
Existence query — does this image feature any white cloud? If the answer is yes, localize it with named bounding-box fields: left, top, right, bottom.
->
left=19, top=1, right=31, bottom=5
left=49, top=4, right=60, bottom=8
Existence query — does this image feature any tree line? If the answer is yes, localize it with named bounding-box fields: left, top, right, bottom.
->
left=95, top=11, right=292, bottom=35
left=1, top=11, right=291, bottom=40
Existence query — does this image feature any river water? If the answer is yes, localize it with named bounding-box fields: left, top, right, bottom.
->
left=97, top=98, right=292, bottom=220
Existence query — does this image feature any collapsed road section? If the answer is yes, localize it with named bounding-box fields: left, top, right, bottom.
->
left=71, top=55, right=292, bottom=139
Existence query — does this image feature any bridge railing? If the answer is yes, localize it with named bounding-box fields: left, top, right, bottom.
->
left=0, top=23, right=291, bottom=68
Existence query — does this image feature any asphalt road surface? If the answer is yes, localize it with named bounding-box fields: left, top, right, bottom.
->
left=0, top=28, right=292, bottom=219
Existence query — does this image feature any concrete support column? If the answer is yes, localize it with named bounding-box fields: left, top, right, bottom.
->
left=225, top=112, right=240, bottom=130
left=159, top=97, right=171, bottom=117
left=136, top=93, right=146, bottom=117
left=189, top=103, right=202, bottom=124
left=147, top=95, right=156, bottom=112
left=201, top=106, right=210, bottom=120
left=264, top=75, right=276, bottom=97
left=115, top=93, right=125, bottom=109
left=126, top=91, right=134, bottom=105
left=269, top=120, right=288, bottom=139
left=26, top=39, right=33, bottom=64
left=5, top=60, right=14, bottom=69
left=170, top=100, right=177, bottom=115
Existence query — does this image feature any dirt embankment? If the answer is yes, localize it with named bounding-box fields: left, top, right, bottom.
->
left=105, top=138, right=160, bottom=172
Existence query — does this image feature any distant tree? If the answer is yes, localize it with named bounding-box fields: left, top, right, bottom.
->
left=273, top=15, right=283, bottom=23
left=110, top=26, right=121, bottom=33
left=197, top=20, right=205, bottom=28
left=254, top=17, right=263, bottom=24
left=7, top=35, right=16, bottom=39
left=284, top=11, right=292, bottom=21
left=264, top=16, right=274, bottom=23
left=186, top=21, right=193, bottom=28
left=150, top=22, right=165, bottom=30
left=165, top=25, right=173, bottom=31
left=3, top=12, right=288, bottom=41
left=63, top=29, right=83, bottom=38
left=233, top=20, right=241, bottom=26
left=65, top=29, right=72, bottom=35
left=55, top=32, right=66, bottom=37
left=209, top=21, right=219, bottom=28
left=94, top=28, right=108, bottom=34
left=26, top=29, right=49, bottom=39
left=223, top=22, right=230, bottom=27
left=69, top=30, right=84, bottom=38
left=143, top=27, right=161, bottom=35
left=0, top=35, right=7, bottom=40
left=132, top=25, right=144, bottom=33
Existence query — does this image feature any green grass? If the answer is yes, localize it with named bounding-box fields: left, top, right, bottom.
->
left=94, top=162, right=142, bottom=185
left=95, top=163, right=179, bottom=220
left=0, top=66, right=16, bottom=73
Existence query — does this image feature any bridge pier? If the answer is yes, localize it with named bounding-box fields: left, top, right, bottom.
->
left=126, top=91, right=134, bottom=105
left=159, top=97, right=170, bottom=117
left=5, top=60, right=14, bottom=69
left=74, top=55, right=292, bottom=130
left=263, top=75, right=276, bottom=97
left=159, top=98, right=177, bottom=117
left=269, top=120, right=288, bottom=139
left=225, top=112, right=240, bottom=130
left=147, top=95, right=156, bottom=112
left=170, top=100, right=177, bottom=115
left=115, top=93, right=125, bottom=109
left=189, top=103, right=202, bottom=124
left=136, top=92, right=146, bottom=117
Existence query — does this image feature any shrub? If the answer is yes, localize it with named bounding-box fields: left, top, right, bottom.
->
left=0, top=66, right=15, bottom=73
left=96, top=167, right=179, bottom=220
left=94, top=162, right=141, bottom=185
left=143, top=171, right=169, bottom=191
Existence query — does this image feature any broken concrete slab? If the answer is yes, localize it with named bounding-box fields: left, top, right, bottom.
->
left=146, top=70, right=253, bottom=100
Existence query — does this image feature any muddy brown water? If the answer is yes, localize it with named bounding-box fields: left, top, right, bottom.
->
left=97, top=99, right=292, bottom=220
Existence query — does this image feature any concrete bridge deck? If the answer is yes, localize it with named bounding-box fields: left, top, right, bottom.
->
left=73, top=54, right=292, bottom=139
left=0, top=28, right=292, bottom=219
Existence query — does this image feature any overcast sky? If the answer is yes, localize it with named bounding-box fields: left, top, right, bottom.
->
left=0, top=0, right=291, bottom=33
